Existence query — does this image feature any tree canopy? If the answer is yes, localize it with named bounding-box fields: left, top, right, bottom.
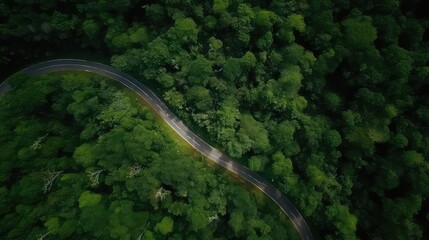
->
left=0, top=72, right=299, bottom=239
left=1, top=0, right=429, bottom=238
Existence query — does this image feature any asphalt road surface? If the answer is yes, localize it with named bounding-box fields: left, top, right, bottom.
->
left=1, top=59, right=315, bottom=240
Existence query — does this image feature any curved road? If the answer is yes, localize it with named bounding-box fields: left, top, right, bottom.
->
left=1, top=59, right=314, bottom=240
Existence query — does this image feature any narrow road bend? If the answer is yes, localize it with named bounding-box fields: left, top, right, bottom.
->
left=1, top=59, right=315, bottom=240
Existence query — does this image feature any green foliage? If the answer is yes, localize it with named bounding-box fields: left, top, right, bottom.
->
left=164, top=90, right=185, bottom=109
left=286, top=14, right=305, bottom=32
left=186, top=86, right=212, bottom=111
left=145, top=4, right=166, bottom=23
left=254, top=9, right=277, bottom=31
left=167, top=18, right=199, bottom=45
left=249, top=155, right=267, bottom=172
left=270, top=121, right=300, bottom=156
left=50, top=11, right=79, bottom=39
left=129, top=27, right=149, bottom=46
left=380, top=195, right=423, bottom=239
left=74, top=143, right=96, bottom=167
left=324, top=130, right=342, bottom=148
left=400, top=18, right=425, bottom=48
left=0, top=72, right=299, bottom=239
left=229, top=211, right=244, bottom=235
left=108, top=200, right=149, bottom=239
left=59, top=220, right=78, bottom=239
left=144, top=38, right=170, bottom=68
left=209, top=36, right=223, bottom=51
left=1, top=1, right=429, bottom=239
left=382, top=45, right=413, bottom=79
left=241, top=51, right=257, bottom=69
left=80, top=205, right=109, bottom=237
left=82, top=19, right=101, bottom=40
left=44, top=217, right=60, bottom=233
left=342, top=15, right=377, bottom=50
left=271, top=152, right=293, bottom=177
left=345, top=127, right=375, bottom=154
left=79, top=191, right=102, bottom=208
left=157, top=73, right=175, bottom=88
left=324, top=92, right=342, bottom=111
left=155, top=217, right=174, bottom=235
left=238, top=114, right=270, bottom=154
left=374, top=0, right=400, bottom=14
left=325, top=203, right=358, bottom=239
left=186, top=55, right=213, bottom=86
left=403, top=151, right=424, bottom=167
left=222, top=57, right=244, bottom=83
left=256, top=31, right=273, bottom=50
left=213, top=0, right=229, bottom=14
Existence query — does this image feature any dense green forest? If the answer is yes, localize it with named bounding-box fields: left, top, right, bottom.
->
left=1, top=0, right=429, bottom=239
left=0, top=72, right=300, bottom=239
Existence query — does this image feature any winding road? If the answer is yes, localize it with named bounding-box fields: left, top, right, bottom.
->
left=1, top=59, right=314, bottom=240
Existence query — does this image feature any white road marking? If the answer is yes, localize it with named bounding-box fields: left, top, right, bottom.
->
left=25, top=60, right=313, bottom=240
left=172, top=121, right=180, bottom=129
left=143, top=91, right=153, bottom=100
left=0, top=83, right=7, bottom=89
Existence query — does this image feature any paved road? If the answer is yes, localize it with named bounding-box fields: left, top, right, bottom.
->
left=1, top=59, right=315, bottom=240
left=0, top=80, right=12, bottom=97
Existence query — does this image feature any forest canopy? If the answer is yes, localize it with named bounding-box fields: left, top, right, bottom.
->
left=0, top=0, right=429, bottom=239
left=0, top=72, right=299, bottom=240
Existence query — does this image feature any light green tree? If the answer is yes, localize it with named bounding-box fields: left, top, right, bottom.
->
left=79, top=191, right=102, bottom=208
left=155, top=216, right=174, bottom=235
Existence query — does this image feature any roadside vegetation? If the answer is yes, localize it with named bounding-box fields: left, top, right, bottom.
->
left=1, top=0, right=428, bottom=239
left=0, top=72, right=299, bottom=240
